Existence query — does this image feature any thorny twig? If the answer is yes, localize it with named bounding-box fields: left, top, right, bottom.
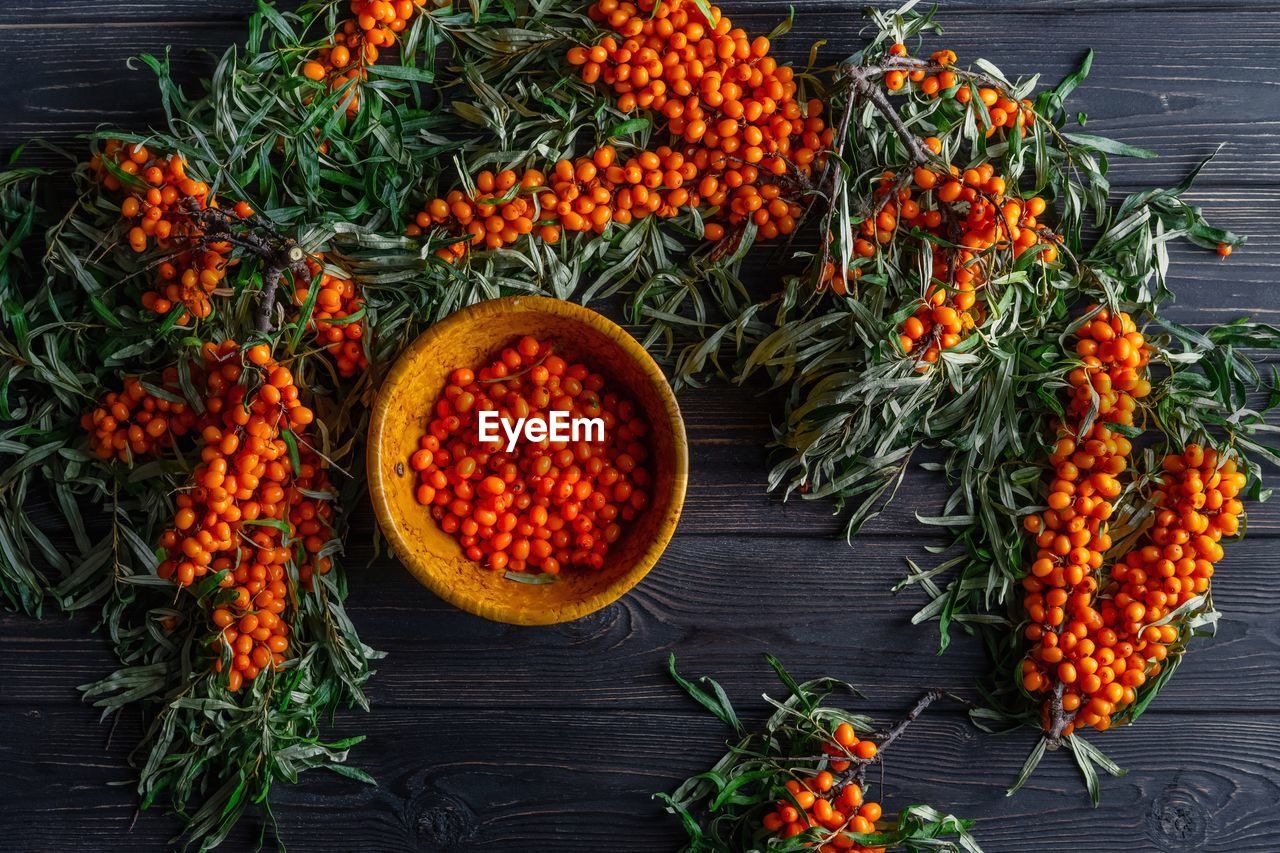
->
left=852, top=688, right=971, bottom=786
left=839, top=63, right=936, bottom=166
left=786, top=690, right=974, bottom=785
left=812, top=60, right=936, bottom=284
left=184, top=201, right=311, bottom=333
left=802, top=51, right=1022, bottom=280
left=879, top=56, right=1011, bottom=94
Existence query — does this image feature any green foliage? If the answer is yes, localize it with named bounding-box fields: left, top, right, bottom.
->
left=2, top=0, right=1277, bottom=842
left=659, top=656, right=983, bottom=852
left=0, top=0, right=752, bottom=845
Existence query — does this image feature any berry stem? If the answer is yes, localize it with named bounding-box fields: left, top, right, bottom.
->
left=1046, top=681, right=1075, bottom=750
left=185, top=202, right=311, bottom=333
left=856, top=689, right=971, bottom=785
left=815, top=60, right=936, bottom=287
left=839, top=62, right=937, bottom=167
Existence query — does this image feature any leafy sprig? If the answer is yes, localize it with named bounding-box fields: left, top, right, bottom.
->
left=659, top=655, right=983, bottom=852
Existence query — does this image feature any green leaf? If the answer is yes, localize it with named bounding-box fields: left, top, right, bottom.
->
left=667, top=653, right=743, bottom=733
left=1007, top=737, right=1047, bottom=796
left=1063, top=132, right=1158, bottom=159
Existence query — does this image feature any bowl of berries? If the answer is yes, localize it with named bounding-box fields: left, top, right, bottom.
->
left=368, top=296, right=688, bottom=625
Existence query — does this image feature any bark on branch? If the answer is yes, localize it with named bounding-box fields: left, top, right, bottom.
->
left=185, top=201, right=311, bottom=333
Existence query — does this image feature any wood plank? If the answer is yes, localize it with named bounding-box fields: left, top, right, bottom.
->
left=1, top=704, right=1277, bottom=851
left=0, top=25, right=241, bottom=142
left=3, top=534, right=1277, bottom=712
left=0, top=12, right=1279, bottom=190
left=3, top=0, right=1280, bottom=25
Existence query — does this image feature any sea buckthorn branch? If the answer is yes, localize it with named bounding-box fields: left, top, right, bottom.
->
left=299, top=0, right=438, bottom=116
left=810, top=58, right=933, bottom=291
left=402, top=0, right=830, bottom=269
left=78, top=339, right=376, bottom=846
left=662, top=4, right=1258, bottom=545
left=660, top=655, right=983, bottom=852
left=90, top=136, right=373, bottom=374
left=960, top=306, right=1273, bottom=800
left=129, top=0, right=458, bottom=235
left=1017, top=309, right=1152, bottom=749
left=833, top=62, right=936, bottom=167
left=854, top=688, right=972, bottom=776
left=1, top=134, right=379, bottom=844
left=183, top=202, right=314, bottom=332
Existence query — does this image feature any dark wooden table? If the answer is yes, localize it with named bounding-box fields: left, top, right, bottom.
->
left=2, top=2, right=1279, bottom=851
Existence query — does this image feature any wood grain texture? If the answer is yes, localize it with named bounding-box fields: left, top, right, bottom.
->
left=1, top=1, right=1279, bottom=851
left=4, top=532, right=1278, bottom=713
left=3, top=705, right=1278, bottom=852
left=4, top=0, right=1280, bottom=24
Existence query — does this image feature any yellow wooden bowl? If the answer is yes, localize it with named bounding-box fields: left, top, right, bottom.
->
left=367, top=296, right=688, bottom=625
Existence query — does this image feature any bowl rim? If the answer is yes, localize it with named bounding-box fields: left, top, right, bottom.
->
left=366, top=295, right=688, bottom=625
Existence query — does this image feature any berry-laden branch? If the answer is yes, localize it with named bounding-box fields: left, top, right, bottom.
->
left=661, top=657, right=984, bottom=851
left=836, top=62, right=937, bottom=167
left=1016, top=307, right=1248, bottom=764
left=1019, top=309, right=1152, bottom=749
left=815, top=57, right=937, bottom=285
left=184, top=202, right=312, bottom=333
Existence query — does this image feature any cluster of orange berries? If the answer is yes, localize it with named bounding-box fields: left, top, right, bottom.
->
left=93, top=140, right=210, bottom=251
left=289, top=446, right=339, bottom=589
left=574, top=0, right=826, bottom=228
left=94, top=143, right=370, bottom=375
left=1090, top=446, right=1245, bottom=720
left=407, top=145, right=735, bottom=260
left=759, top=723, right=885, bottom=851
left=292, top=257, right=369, bottom=375
left=886, top=47, right=1036, bottom=139
left=92, top=140, right=255, bottom=323
left=1019, top=310, right=1232, bottom=734
left=411, top=336, right=651, bottom=575
left=157, top=341, right=315, bottom=588
left=82, top=373, right=198, bottom=462
left=883, top=145, right=1056, bottom=363
left=146, top=341, right=331, bottom=691
left=406, top=167, right=553, bottom=260
left=809, top=42, right=1051, bottom=361
left=204, top=436, right=335, bottom=693
left=407, top=0, right=825, bottom=261
left=300, top=0, right=436, bottom=113
left=550, top=145, right=699, bottom=229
